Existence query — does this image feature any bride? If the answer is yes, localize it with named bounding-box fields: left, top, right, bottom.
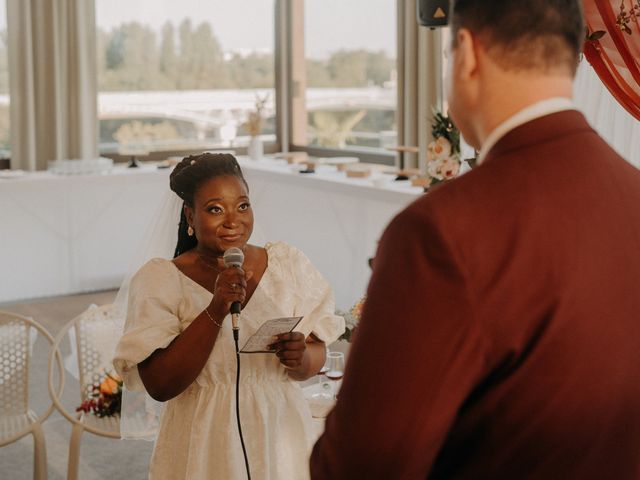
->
left=113, top=153, right=344, bottom=479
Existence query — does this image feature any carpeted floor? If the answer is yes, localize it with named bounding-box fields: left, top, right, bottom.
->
left=0, top=290, right=154, bottom=480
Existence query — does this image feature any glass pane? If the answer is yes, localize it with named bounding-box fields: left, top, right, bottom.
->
left=305, top=0, right=396, bottom=152
left=0, top=1, right=9, bottom=157
left=95, top=0, right=275, bottom=154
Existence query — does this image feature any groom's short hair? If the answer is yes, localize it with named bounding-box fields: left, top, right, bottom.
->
left=451, top=0, right=585, bottom=75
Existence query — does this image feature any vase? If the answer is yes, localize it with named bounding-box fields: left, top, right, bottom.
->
left=248, top=136, right=263, bottom=160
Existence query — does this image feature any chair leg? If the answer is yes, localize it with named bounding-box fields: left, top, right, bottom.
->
left=67, top=423, right=84, bottom=480
left=32, top=424, right=47, bottom=480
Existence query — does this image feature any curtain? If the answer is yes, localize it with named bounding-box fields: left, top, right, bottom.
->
left=582, top=0, right=640, bottom=121
left=396, top=0, right=419, bottom=169
left=7, top=0, right=98, bottom=171
left=574, top=59, right=640, bottom=167
left=397, top=0, right=442, bottom=171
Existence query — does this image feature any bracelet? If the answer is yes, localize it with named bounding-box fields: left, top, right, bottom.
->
left=204, top=308, right=223, bottom=328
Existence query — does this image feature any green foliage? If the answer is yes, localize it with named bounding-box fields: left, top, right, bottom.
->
left=97, top=20, right=395, bottom=92
left=431, top=109, right=460, bottom=154
left=307, top=49, right=394, bottom=88
left=99, top=19, right=231, bottom=91
left=227, top=53, right=274, bottom=89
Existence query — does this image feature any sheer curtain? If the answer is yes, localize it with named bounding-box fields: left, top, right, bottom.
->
left=574, top=59, right=640, bottom=168
left=7, top=0, right=98, bottom=171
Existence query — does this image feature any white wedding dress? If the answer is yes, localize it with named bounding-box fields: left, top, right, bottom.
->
left=113, top=241, right=344, bottom=480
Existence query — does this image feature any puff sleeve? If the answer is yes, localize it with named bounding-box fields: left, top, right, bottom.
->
left=282, top=244, right=345, bottom=344
left=113, top=259, right=184, bottom=392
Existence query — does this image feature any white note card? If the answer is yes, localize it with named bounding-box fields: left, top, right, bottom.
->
left=240, top=316, right=303, bottom=353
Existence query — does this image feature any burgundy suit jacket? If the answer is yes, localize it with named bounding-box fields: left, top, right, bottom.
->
left=310, top=111, right=640, bottom=479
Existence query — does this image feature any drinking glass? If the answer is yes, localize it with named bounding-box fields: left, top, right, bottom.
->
left=325, top=351, right=345, bottom=398
left=315, top=346, right=332, bottom=394
left=309, top=347, right=334, bottom=418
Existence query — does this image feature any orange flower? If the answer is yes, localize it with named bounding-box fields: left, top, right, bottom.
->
left=99, top=373, right=122, bottom=395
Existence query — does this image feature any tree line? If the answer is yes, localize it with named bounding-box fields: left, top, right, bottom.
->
left=97, top=19, right=395, bottom=91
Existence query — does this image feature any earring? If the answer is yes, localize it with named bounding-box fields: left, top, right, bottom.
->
left=187, top=225, right=194, bottom=236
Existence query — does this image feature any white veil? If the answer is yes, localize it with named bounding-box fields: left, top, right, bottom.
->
left=114, top=185, right=267, bottom=440
left=114, top=189, right=183, bottom=440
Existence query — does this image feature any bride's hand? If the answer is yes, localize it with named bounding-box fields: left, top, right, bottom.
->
left=269, top=332, right=307, bottom=369
left=210, top=268, right=253, bottom=321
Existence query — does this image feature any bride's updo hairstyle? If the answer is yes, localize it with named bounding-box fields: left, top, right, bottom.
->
left=169, top=152, right=249, bottom=257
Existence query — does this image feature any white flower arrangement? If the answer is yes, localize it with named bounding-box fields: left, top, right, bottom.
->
left=423, top=110, right=475, bottom=189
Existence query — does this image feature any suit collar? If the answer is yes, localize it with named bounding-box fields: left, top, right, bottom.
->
left=483, top=110, right=594, bottom=164
left=477, top=98, right=575, bottom=165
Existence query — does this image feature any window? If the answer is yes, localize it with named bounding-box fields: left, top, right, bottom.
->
left=300, top=0, right=397, bottom=154
left=95, top=0, right=275, bottom=154
left=0, top=1, right=9, bottom=157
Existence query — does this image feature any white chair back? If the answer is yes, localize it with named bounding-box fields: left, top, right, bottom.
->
left=0, top=315, right=30, bottom=417
left=48, top=303, right=124, bottom=480
left=1, top=311, right=62, bottom=480
left=72, top=304, right=124, bottom=402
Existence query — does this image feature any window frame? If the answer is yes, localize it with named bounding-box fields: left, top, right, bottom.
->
left=279, top=0, right=444, bottom=168
left=282, top=0, right=398, bottom=166
left=95, top=0, right=442, bottom=167
left=94, top=1, right=281, bottom=160
left=3, top=0, right=444, bottom=170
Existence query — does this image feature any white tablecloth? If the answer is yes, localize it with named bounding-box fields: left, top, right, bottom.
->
left=0, top=166, right=170, bottom=304
left=239, top=157, right=422, bottom=308
left=1, top=159, right=421, bottom=307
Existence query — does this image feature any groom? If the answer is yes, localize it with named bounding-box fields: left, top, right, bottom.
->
left=311, top=0, right=640, bottom=478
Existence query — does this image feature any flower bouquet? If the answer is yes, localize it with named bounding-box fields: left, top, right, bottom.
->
left=338, top=296, right=366, bottom=342
left=424, top=110, right=463, bottom=188
left=76, top=371, right=123, bottom=418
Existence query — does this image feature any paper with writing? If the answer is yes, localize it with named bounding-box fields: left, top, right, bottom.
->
left=240, top=316, right=303, bottom=353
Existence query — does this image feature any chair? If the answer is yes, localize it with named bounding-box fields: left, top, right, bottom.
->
left=48, top=304, right=124, bottom=480
left=0, top=311, right=63, bottom=480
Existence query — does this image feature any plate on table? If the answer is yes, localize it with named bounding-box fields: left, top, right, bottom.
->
left=303, top=382, right=336, bottom=418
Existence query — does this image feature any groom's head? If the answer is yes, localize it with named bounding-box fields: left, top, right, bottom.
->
left=446, top=0, right=584, bottom=149
left=451, top=0, right=584, bottom=75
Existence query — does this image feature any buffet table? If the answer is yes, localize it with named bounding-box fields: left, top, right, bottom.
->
left=0, top=158, right=422, bottom=307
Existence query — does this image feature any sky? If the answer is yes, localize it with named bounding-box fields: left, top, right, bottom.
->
left=95, top=0, right=396, bottom=59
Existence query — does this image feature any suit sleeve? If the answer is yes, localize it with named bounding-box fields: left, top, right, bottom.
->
left=310, top=205, right=488, bottom=479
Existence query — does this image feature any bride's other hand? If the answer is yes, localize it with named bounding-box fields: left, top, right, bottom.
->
left=269, top=332, right=307, bottom=369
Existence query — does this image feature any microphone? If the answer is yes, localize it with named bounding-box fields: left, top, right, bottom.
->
left=223, top=247, right=245, bottom=333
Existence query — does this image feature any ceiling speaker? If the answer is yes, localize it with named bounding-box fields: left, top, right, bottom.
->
left=418, top=0, right=450, bottom=28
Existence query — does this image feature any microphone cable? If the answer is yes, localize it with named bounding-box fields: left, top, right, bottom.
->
left=233, top=325, right=251, bottom=480
left=224, top=247, right=251, bottom=479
